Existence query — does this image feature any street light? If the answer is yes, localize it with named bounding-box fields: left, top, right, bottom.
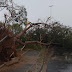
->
left=49, top=5, right=53, bottom=18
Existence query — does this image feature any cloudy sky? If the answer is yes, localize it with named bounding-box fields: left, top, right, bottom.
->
left=0, top=0, right=72, bottom=26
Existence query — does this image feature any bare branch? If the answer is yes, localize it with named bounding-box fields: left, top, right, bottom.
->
left=15, top=23, right=49, bottom=38
left=16, top=38, right=52, bottom=46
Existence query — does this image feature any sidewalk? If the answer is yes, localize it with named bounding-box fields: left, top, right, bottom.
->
left=0, top=49, right=44, bottom=72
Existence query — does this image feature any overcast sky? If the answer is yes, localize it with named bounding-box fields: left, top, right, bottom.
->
left=0, top=0, right=72, bottom=26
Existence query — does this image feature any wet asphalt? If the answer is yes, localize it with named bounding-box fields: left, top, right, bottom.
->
left=46, top=60, right=72, bottom=72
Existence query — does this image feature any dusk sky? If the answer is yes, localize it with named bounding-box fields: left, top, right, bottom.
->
left=0, top=0, right=72, bottom=26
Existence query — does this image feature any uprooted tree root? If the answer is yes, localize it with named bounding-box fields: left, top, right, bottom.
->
left=0, top=27, right=17, bottom=62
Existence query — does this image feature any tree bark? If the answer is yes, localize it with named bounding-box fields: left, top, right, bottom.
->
left=15, top=23, right=49, bottom=38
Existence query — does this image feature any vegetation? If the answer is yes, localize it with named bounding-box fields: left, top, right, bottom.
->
left=0, top=18, right=72, bottom=62
left=12, top=21, right=72, bottom=55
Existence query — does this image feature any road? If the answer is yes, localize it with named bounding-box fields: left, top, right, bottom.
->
left=46, top=60, right=72, bottom=72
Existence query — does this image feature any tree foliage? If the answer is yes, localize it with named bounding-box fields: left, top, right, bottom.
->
left=23, top=22, right=72, bottom=54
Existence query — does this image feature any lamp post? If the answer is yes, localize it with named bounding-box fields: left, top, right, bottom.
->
left=49, top=5, right=53, bottom=24
left=49, top=5, right=53, bottom=18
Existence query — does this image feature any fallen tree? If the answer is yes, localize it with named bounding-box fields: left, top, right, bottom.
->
left=0, top=20, right=72, bottom=62
left=0, top=22, right=51, bottom=62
